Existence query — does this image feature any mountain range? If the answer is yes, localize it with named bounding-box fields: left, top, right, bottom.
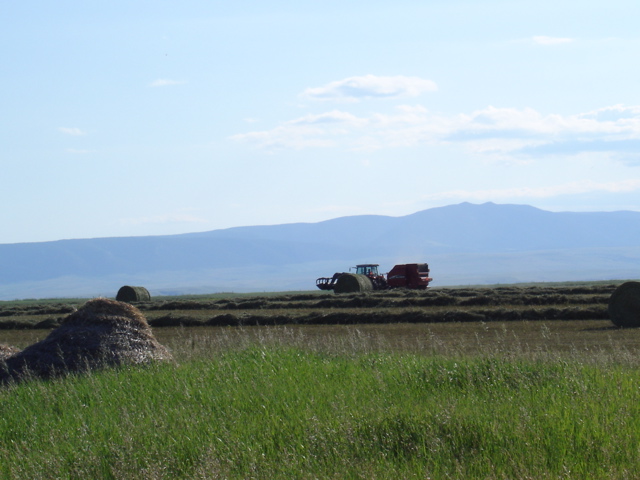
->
left=1, top=202, right=639, bottom=300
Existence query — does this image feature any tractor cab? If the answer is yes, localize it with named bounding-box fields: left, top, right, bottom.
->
left=354, top=264, right=380, bottom=277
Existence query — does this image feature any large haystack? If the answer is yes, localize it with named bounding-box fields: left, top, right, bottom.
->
left=0, top=298, right=172, bottom=383
left=0, top=344, right=20, bottom=361
left=334, top=274, right=373, bottom=294
left=609, top=281, right=640, bottom=327
left=116, top=285, right=151, bottom=302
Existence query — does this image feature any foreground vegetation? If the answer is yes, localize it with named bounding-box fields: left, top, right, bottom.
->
left=1, top=341, right=639, bottom=479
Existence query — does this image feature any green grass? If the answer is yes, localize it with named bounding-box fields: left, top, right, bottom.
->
left=1, top=344, right=639, bottom=479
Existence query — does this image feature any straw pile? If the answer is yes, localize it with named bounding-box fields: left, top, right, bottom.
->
left=116, top=285, right=151, bottom=302
left=0, top=344, right=20, bottom=361
left=0, top=298, right=173, bottom=383
left=334, top=274, right=373, bottom=294
left=608, top=281, right=640, bottom=327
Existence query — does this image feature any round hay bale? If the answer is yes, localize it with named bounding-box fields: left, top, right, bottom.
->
left=608, top=282, right=640, bottom=327
left=1, top=298, right=173, bottom=384
left=116, top=285, right=151, bottom=303
left=334, top=274, right=373, bottom=294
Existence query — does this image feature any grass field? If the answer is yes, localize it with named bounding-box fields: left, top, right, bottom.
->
left=1, top=283, right=640, bottom=478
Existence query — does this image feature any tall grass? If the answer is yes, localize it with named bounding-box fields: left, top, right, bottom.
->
left=1, top=339, right=639, bottom=479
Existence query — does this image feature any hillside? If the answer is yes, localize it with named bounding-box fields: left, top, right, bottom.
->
left=1, top=202, right=639, bottom=299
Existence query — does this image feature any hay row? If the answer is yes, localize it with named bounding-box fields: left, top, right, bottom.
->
left=0, top=285, right=619, bottom=318
left=133, top=305, right=609, bottom=328
left=142, top=293, right=610, bottom=311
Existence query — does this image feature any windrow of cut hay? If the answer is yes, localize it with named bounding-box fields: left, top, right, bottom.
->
left=0, top=284, right=621, bottom=330
left=144, top=286, right=613, bottom=311
left=142, top=304, right=608, bottom=327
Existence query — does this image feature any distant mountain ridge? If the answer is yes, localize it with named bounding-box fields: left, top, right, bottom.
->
left=1, top=202, right=639, bottom=300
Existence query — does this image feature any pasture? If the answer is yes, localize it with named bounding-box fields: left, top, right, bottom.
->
left=1, top=283, right=640, bottom=478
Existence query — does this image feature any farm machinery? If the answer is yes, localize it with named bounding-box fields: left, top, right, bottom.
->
left=316, top=263, right=432, bottom=293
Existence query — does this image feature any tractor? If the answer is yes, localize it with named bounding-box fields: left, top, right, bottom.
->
left=316, top=263, right=432, bottom=293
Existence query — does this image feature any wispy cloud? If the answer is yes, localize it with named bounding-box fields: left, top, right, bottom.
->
left=532, top=35, right=575, bottom=46
left=231, top=105, right=428, bottom=150
left=581, top=104, right=640, bottom=122
left=234, top=103, right=640, bottom=160
left=302, top=75, right=437, bottom=102
left=453, top=105, right=640, bottom=158
left=231, top=125, right=338, bottom=150
left=288, top=110, right=365, bottom=126
left=58, top=127, right=86, bottom=136
left=448, top=104, right=638, bottom=138
left=149, top=78, right=186, bottom=87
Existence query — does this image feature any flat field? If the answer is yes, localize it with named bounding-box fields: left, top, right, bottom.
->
left=0, top=283, right=630, bottom=359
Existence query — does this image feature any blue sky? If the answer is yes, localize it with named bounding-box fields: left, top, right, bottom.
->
left=2, top=1, right=640, bottom=244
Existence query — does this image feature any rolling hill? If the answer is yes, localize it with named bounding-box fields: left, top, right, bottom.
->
left=1, top=202, right=639, bottom=300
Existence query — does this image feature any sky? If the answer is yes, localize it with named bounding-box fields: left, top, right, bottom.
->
left=2, top=0, right=640, bottom=244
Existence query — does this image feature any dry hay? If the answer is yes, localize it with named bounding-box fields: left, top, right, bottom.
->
left=0, top=344, right=20, bottom=361
left=116, top=285, right=151, bottom=303
left=0, top=298, right=173, bottom=383
left=334, top=274, right=373, bottom=294
left=608, top=281, right=640, bottom=327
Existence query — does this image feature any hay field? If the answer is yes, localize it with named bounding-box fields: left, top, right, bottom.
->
left=0, top=283, right=626, bottom=359
left=2, top=283, right=640, bottom=478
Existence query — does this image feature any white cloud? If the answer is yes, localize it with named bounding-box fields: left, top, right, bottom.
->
left=447, top=105, right=640, bottom=152
left=233, top=102, right=640, bottom=159
left=149, top=78, right=186, bottom=87
left=231, top=125, right=337, bottom=150
left=233, top=105, right=438, bottom=151
left=232, top=110, right=375, bottom=149
left=58, top=127, right=86, bottom=136
left=580, top=104, right=640, bottom=123
left=302, top=75, right=437, bottom=101
left=439, top=105, right=640, bottom=160
left=532, top=36, right=575, bottom=45
left=288, top=110, right=364, bottom=126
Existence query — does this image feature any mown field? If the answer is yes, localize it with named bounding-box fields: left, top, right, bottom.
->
left=0, top=283, right=618, bottom=330
left=2, top=283, right=640, bottom=479
left=0, top=282, right=631, bottom=356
